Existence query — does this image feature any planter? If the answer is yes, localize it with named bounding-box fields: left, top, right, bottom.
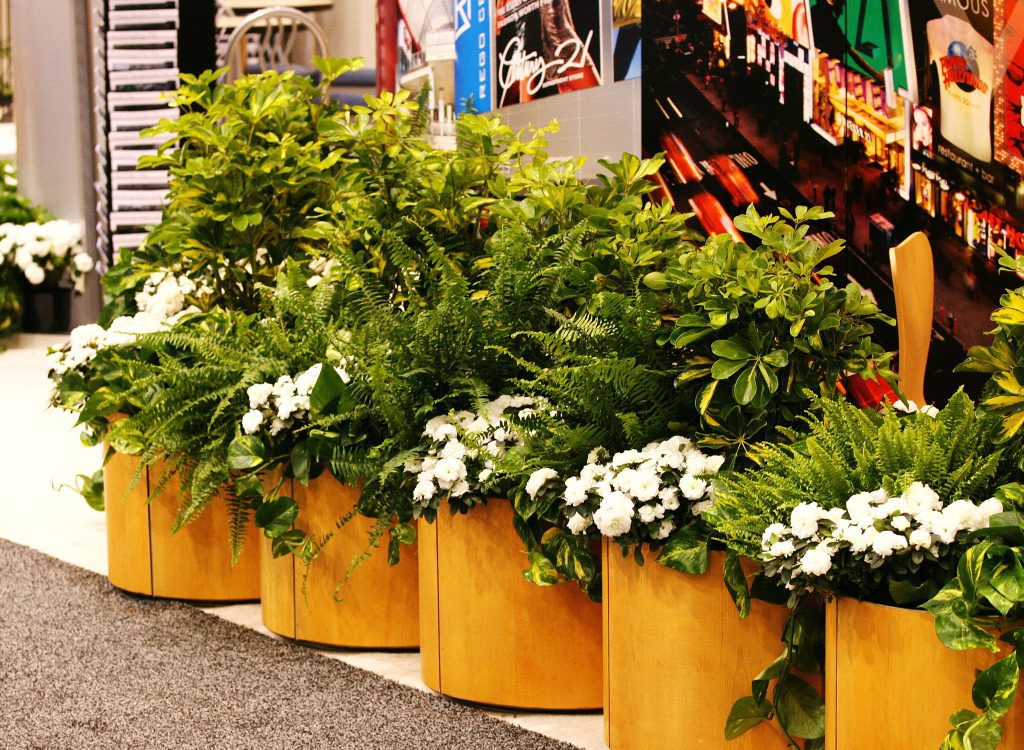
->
left=418, top=499, right=602, bottom=709
left=104, top=451, right=261, bottom=601
left=825, top=598, right=1023, bottom=749
left=19, top=278, right=71, bottom=333
left=259, top=472, right=419, bottom=648
left=603, top=543, right=793, bottom=749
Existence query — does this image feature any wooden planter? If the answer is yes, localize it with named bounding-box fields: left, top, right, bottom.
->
left=418, top=499, right=602, bottom=709
left=825, top=598, right=1023, bottom=749
left=259, top=472, right=419, bottom=648
left=603, top=543, right=794, bottom=749
left=104, top=451, right=261, bottom=601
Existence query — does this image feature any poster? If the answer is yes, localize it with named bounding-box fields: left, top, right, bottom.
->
left=747, top=0, right=811, bottom=48
left=398, top=0, right=456, bottom=75
left=910, top=1, right=1001, bottom=186
left=495, top=0, right=602, bottom=107
left=613, top=0, right=641, bottom=81
left=455, top=0, right=493, bottom=112
left=999, top=1, right=1024, bottom=172
left=809, top=0, right=908, bottom=92
left=701, top=0, right=724, bottom=27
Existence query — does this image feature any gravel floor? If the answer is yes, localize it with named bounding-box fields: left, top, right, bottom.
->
left=0, top=538, right=578, bottom=750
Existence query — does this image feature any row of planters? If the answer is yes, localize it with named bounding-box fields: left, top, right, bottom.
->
left=0, top=162, right=94, bottom=342
left=48, top=59, right=1024, bottom=749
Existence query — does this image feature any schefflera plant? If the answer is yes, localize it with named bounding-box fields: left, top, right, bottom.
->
left=649, top=205, right=895, bottom=454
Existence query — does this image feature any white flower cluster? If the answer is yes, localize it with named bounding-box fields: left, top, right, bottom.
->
left=548, top=436, right=725, bottom=543
left=241, top=362, right=352, bottom=437
left=0, top=220, right=92, bottom=289
left=135, top=271, right=210, bottom=320
left=405, top=395, right=547, bottom=513
left=761, top=482, right=1003, bottom=592
left=893, top=400, right=939, bottom=417
left=305, top=255, right=336, bottom=288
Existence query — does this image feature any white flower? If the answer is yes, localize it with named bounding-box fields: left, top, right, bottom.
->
left=247, top=383, right=274, bottom=409
left=413, top=480, right=435, bottom=502
left=611, top=449, right=643, bottom=468
left=478, top=468, right=493, bottom=483
left=798, top=543, right=834, bottom=577
left=294, top=363, right=323, bottom=395
left=433, top=457, right=468, bottom=487
left=684, top=450, right=707, bottom=475
left=768, top=540, right=796, bottom=558
left=790, top=502, right=823, bottom=539
left=525, top=468, right=558, bottom=498
left=73, top=253, right=94, bottom=273
left=908, top=528, right=933, bottom=548
left=241, top=410, right=264, bottom=435
left=762, top=523, right=788, bottom=547
left=638, top=504, right=665, bottom=524
left=450, top=479, right=470, bottom=497
left=678, top=474, right=708, bottom=501
left=659, top=487, right=680, bottom=511
left=630, top=470, right=661, bottom=502
left=871, top=530, right=909, bottom=558
left=893, top=400, right=939, bottom=417
left=890, top=515, right=911, bottom=532
left=845, top=492, right=876, bottom=526
left=691, top=497, right=716, bottom=516
left=441, top=440, right=468, bottom=460
left=567, top=512, right=592, bottom=535
left=563, top=476, right=589, bottom=507
left=593, top=491, right=634, bottom=537
left=306, top=274, right=322, bottom=288
left=23, top=263, right=45, bottom=285
left=652, top=519, right=675, bottom=540
left=901, top=482, right=941, bottom=516
left=978, top=498, right=1004, bottom=520
left=586, top=446, right=608, bottom=464
left=613, top=468, right=639, bottom=495
left=703, top=454, right=726, bottom=473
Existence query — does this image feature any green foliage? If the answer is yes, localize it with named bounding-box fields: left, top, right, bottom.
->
left=662, top=205, right=893, bottom=452
left=710, top=392, right=1008, bottom=565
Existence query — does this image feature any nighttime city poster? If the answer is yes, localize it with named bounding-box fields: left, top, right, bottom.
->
left=640, top=0, right=1024, bottom=399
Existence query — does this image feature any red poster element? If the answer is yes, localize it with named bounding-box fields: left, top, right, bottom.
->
left=377, top=0, right=398, bottom=93
left=1002, top=2, right=1024, bottom=171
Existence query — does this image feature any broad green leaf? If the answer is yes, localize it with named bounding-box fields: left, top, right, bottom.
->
left=227, top=435, right=268, bottom=470
left=541, top=528, right=597, bottom=583
left=711, top=357, right=748, bottom=380
left=711, top=338, right=752, bottom=361
left=254, top=497, right=298, bottom=537
left=270, top=528, right=306, bottom=558
left=724, top=696, right=771, bottom=740
left=656, top=525, right=709, bottom=575
left=733, top=366, right=759, bottom=406
left=522, top=550, right=559, bottom=586
left=723, top=550, right=751, bottom=618
left=971, top=654, right=1020, bottom=716
left=775, top=675, right=825, bottom=740
left=310, top=363, right=355, bottom=416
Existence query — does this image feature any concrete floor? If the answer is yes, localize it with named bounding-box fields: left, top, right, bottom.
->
left=0, top=333, right=606, bottom=750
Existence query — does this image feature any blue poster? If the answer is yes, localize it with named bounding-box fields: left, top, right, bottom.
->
left=455, top=0, right=493, bottom=113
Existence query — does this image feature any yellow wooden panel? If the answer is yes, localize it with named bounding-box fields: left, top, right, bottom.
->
left=104, top=448, right=153, bottom=596
left=827, top=598, right=1022, bottom=749
left=890, top=231, right=934, bottom=407
left=604, top=548, right=792, bottom=749
left=260, top=475, right=296, bottom=638
left=428, top=499, right=602, bottom=709
left=290, top=473, right=419, bottom=648
left=418, top=517, right=441, bottom=691
left=148, top=461, right=261, bottom=601
left=602, top=538, right=611, bottom=746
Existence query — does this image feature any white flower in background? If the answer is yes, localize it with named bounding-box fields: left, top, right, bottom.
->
left=23, top=263, right=45, bottom=285
left=0, top=220, right=89, bottom=286
left=413, top=480, right=434, bottom=502
left=434, top=456, right=468, bottom=488
left=893, top=400, right=940, bottom=418
left=563, top=476, right=589, bottom=507
left=593, top=491, right=635, bottom=537
left=526, top=468, right=558, bottom=498
left=236, top=361, right=356, bottom=439
left=652, top=519, right=676, bottom=540
left=638, top=504, right=665, bottom=524
left=659, top=487, right=680, bottom=511
left=247, top=383, right=274, bottom=409
left=241, top=410, right=264, bottom=435
left=762, top=523, right=788, bottom=546
left=567, top=512, right=592, bottom=535
left=678, top=474, right=708, bottom=501
left=73, top=253, right=94, bottom=274
left=871, top=530, right=909, bottom=558
left=769, top=539, right=796, bottom=558
left=586, top=446, right=608, bottom=464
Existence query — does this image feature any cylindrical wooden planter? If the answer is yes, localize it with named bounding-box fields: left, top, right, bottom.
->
left=604, top=543, right=794, bottom=749
left=825, top=598, right=1023, bottom=749
left=418, top=499, right=602, bottom=710
left=260, top=472, right=419, bottom=648
left=104, top=451, right=261, bottom=601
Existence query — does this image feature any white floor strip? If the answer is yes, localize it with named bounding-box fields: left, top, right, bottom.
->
left=0, top=333, right=606, bottom=750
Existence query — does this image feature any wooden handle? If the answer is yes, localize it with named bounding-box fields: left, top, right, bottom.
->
left=889, top=231, right=934, bottom=407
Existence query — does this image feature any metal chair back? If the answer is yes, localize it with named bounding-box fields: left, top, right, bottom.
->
left=222, top=6, right=328, bottom=82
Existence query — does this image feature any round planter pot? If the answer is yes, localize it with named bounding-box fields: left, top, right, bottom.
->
left=259, top=472, right=419, bottom=648
left=418, top=499, right=602, bottom=710
left=603, top=543, right=794, bottom=750
left=104, top=450, right=261, bottom=601
left=19, top=280, right=71, bottom=333
left=825, top=597, right=1023, bottom=749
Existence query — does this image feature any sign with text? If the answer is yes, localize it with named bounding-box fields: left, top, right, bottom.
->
left=455, top=0, right=493, bottom=112
left=494, top=0, right=602, bottom=107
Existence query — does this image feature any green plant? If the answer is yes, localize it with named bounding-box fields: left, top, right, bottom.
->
left=709, top=393, right=1014, bottom=748
left=657, top=205, right=893, bottom=453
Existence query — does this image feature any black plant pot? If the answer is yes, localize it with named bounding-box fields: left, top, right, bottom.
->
left=19, top=279, right=71, bottom=333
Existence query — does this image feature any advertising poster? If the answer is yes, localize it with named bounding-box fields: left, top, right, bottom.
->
left=747, top=0, right=811, bottom=48
left=494, top=0, right=602, bottom=107
left=809, top=0, right=908, bottom=92
left=455, top=0, right=493, bottom=112
left=613, top=0, right=641, bottom=81
left=999, top=1, right=1024, bottom=172
left=397, top=0, right=457, bottom=75
left=701, top=0, right=724, bottom=26
left=910, top=1, right=1001, bottom=186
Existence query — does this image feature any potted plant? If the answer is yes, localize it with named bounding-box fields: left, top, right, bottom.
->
left=709, top=393, right=1021, bottom=749
left=518, top=206, right=893, bottom=749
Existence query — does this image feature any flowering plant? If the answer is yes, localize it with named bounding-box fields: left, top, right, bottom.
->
left=708, top=392, right=1016, bottom=747
left=538, top=438, right=723, bottom=563
left=240, top=361, right=352, bottom=440
left=404, top=395, right=545, bottom=518
left=0, top=219, right=93, bottom=290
